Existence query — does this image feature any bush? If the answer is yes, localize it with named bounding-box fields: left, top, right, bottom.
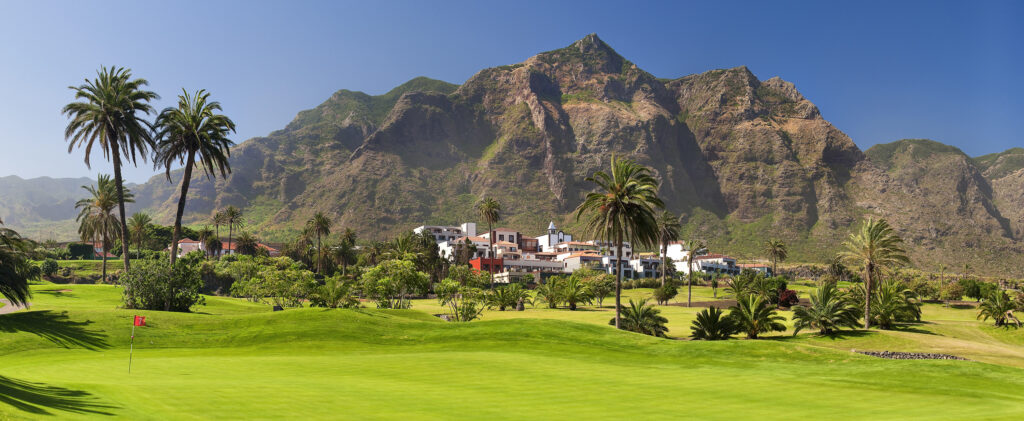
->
left=40, top=258, right=59, bottom=276
left=67, top=243, right=94, bottom=260
left=652, top=283, right=678, bottom=305
left=120, top=260, right=205, bottom=312
left=359, top=259, right=430, bottom=309
left=777, top=289, right=799, bottom=308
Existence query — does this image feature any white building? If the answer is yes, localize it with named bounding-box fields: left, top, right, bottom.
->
left=438, top=235, right=489, bottom=261
left=414, top=222, right=476, bottom=243
left=584, top=240, right=632, bottom=259
left=629, top=257, right=662, bottom=279
left=536, top=222, right=572, bottom=252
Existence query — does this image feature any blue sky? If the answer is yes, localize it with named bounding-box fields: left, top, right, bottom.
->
left=1, top=0, right=1021, bottom=182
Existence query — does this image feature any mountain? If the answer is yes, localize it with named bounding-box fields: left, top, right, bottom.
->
left=4, top=34, right=1024, bottom=276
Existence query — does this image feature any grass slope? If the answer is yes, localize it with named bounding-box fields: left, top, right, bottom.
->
left=1, top=285, right=1024, bottom=420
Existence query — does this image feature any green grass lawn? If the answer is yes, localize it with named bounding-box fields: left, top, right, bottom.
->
left=2, top=284, right=1024, bottom=420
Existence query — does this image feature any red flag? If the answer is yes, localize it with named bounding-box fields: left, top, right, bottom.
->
left=134, top=315, right=146, bottom=327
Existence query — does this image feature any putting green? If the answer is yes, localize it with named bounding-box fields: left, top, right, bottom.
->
left=2, top=285, right=1023, bottom=420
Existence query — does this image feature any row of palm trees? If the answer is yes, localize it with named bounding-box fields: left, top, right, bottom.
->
left=63, top=66, right=236, bottom=272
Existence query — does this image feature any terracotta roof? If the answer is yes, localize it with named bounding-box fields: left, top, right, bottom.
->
left=565, top=251, right=602, bottom=259
left=178, top=238, right=200, bottom=244
left=694, top=254, right=734, bottom=260
left=494, top=241, right=517, bottom=246
left=455, top=235, right=489, bottom=242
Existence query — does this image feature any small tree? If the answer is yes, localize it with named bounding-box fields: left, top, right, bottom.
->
left=40, top=258, right=60, bottom=277
left=360, top=259, right=430, bottom=309
left=436, top=280, right=486, bottom=322
left=652, top=283, right=679, bottom=305
left=309, top=275, right=360, bottom=308
left=587, top=274, right=615, bottom=308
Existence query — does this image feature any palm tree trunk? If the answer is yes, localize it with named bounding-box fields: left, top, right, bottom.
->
left=687, top=257, right=695, bottom=307
left=316, top=233, right=322, bottom=274
left=228, top=224, right=233, bottom=258
left=864, top=264, right=873, bottom=329
left=614, top=236, right=623, bottom=329
left=661, top=243, right=667, bottom=288
left=487, top=222, right=494, bottom=290
left=169, top=154, right=195, bottom=265
left=110, top=145, right=131, bottom=272
left=101, top=232, right=108, bottom=284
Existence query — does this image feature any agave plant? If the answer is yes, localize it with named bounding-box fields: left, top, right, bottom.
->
left=978, top=289, right=1020, bottom=328
left=729, top=294, right=786, bottom=339
left=792, top=282, right=861, bottom=335
left=690, top=306, right=736, bottom=340
left=611, top=298, right=669, bottom=337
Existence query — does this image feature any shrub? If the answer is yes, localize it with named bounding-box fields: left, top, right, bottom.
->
left=40, top=258, right=59, bottom=277
left=586, top=275, right=615, bottom=308
left=309, top=275, right=360, bottom=309
left=120, top=260, right=205, bottom=312
left=436, top=280, right=486, bottom=322
left=777, top=289, right=799, bottom=308
left=690, top=307, right=736, bottom=340
left=939, top=281, right=964, bottom=302
left=67, top=243, right=93, bottom=260
left=652, top=283, right=678, bottom=305
left=534, top=276, right=564, bottom=309
left=487, top=284, right=531, bottom=311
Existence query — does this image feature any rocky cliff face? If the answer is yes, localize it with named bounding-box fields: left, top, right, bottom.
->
left=33, top=34, right=1024, bottom=276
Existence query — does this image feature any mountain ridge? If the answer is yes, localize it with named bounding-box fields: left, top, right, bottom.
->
left=4, top=34, right=1024, bottom=276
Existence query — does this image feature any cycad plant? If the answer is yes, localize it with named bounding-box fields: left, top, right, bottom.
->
left=534, top=278, right=562, bottom=309
left=792, top=282, right=861, bottom=335
left=690, top=306, right=736, bottom=340
left=612, top=298, right=669, bottom=337
left=729, top=294, right=786, bottom=339
left=866, top=279, right=921, bottom=329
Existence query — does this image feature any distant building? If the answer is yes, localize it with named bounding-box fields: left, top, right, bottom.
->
left=738, top=263, right=773, bottom=276
left=414, top=223, right=476, bottom=243
left=536, top=222, right=572, bottom=252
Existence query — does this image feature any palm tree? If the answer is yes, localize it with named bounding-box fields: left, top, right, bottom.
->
left=0, top=218, right=35, bottom=307
left=195, top=225, right=214, bottom=259
left=332, top=239, right=358, bottom=276
left=235, top=232, right=260, bottom=256
left=728, top=294, right=787, bottom=339
left=561, top=277, right=592, bottom=311
left=127, top=212, right=151, bottom=259
left=154, top=89, right=236, bottom=265
left=681, top=239, right=707, bottom=307
left=306, top=212, right=333, bottom=274
left=75, top=175, right=133, bottom=284
left=612, top=298, right=669, bottom=337
left=63, top=66, right=158, bottom=273
left=977, top=289, right=1019, bottom=327
left=792, top=282, right=861, bottom=335
left=475, top=198, right=501, bottom=289
left=656, top=210, right=680, bottom=288
left=764, top=239, right=787, bottom=276
left=826, top=255, right=847, bottom=283
left=838, top=218, right=909, bottom=329
left=212, top=211, right=227, bottom=240
left=534, top=278, right=562, bottom=309
left=224, top=206, right=243, bottom=257
left=690, top=307, right=736, bottom=340
left=865, top=279, right=921, bottom=329
left=575, top=156, right=664, bottom=328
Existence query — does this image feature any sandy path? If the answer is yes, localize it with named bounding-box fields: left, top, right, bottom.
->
left=0, top=299, right=28, bottom=315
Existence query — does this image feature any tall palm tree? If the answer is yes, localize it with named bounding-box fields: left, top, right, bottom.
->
left=764, top=239, right=787, bottom=276
left=656, top=210, right=680, bottom=288
left=195, top=225, right=215, bottom=259
left=127, top=212, right=151, bottom=259
left=224, top=206, right=242, bottom=257
left=682, top=239, right=707, bottom=307
left=76, top=175, right=133, bottom=284
left=475, top=198, right=501, bottom=289
left=306, top=212, right=333, bottom=274
left=838, top=218, right=909, bottom=329
left=0, top=218, right=35, bottom=307
left=154, top=89, right=236, bottom=265
left=575, top=156, right=664, bottom=328
left=212, top=211, right=227, bottom=240
left=332, top=239, right=358, bottom=276
left=63, top=66, right=158, bottom=273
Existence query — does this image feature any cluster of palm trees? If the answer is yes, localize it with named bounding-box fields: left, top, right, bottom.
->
left=0, top=218, right=35, bottom=307
left=63, top=66, right=236, bottom=273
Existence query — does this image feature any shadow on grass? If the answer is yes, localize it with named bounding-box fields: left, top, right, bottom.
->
left=0, top=310, right=109, bottom=350
left=891, top=325, right=939, bottom=336
left=767, top=330, right=874, bottom=342
left=0, top=375, right=117, bottom=416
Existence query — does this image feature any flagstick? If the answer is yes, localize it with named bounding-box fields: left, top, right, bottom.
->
left=129, top=322, right=135, bottom=374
